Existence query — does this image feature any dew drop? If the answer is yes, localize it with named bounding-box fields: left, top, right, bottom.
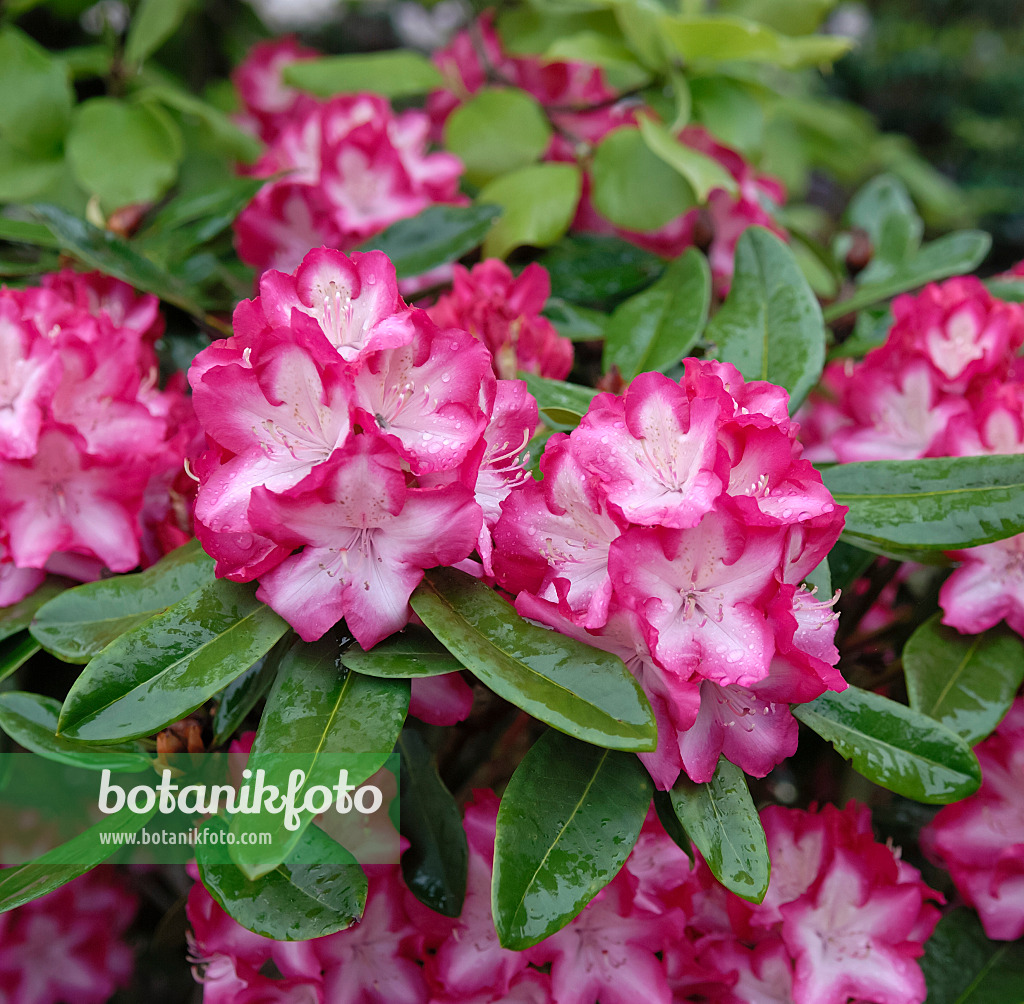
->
left=441, top=373, right=451, bottom=384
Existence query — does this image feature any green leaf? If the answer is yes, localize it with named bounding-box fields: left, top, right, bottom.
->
left=666, top=757, right=770, bottom=902
left=0, top=692, right=151, bottom=772
left=652, top=789, right=694, bottom=863
left=823, top=231, right=992, bottom=323
left=540, top=234, right=664, bottom=306
left=31, top=539, right=215, bottom=663
left=197, top=817, right=367, bottom=940
left=26, top=204, right=207, bottom=319
left=58, top=579, right=288, bottom=743
left=920, top=908, right=1024, bottom=1004
left=283, top=51, right=443, bottom=99
left=355, top=204, right=501, bottom=280
left=0, top=27, right=73, bottom=157
left=211, top=638, right=289, bottom=746
left=125, top=0, right=192, bottom=65
left=603, top=248, right=710, bottom=379
left=793, top=685, right=982, bottom=803
left=822, top=454, right=1024, bottom=554
left=479, top=164, right=582, bottom=259
left=410, top=567, right=657, bottom=751
left=903, top=614, right=1024, bottom=746
left=706, top=226, right=826, bottom=411
left=0, top=217, right=60, bottom=249
left=340, top=627, right=464, bottom=679
left=444, top=88, right=552, bottom=187
left=0, top=138, right=65, bottom=202
left=492, top=729, right=652, bottom=949
left=520, top=372, right=598, bottom=428
left=637, top=114, right=738, bottom=200
left=66, top=98, right=183, bottom=210
left=591, top=126, right=696, bottom=231
left=543, top=298, right=608, bottom=341
left=230, top=630, right=408, bottom=878
left=0, top=579, right=65, bottom=643
left=0, top=634, right=40, bottom=684
left=658, top=14, right=852, bottom=69
left=826, top=539, right=875, bottom=593
left=0, top=803, right=156, bottom=914
left=397, top=729, right=468, bottom=917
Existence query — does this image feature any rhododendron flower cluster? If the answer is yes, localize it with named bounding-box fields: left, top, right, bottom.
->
left=801, top=276, right=1024, bottom=637
left=922, top=696, right=1024, bottom=941
left=232, top=41, right=464, bottom=277
left=186, top=795, right=939, bottom=1004
left=189, top=246, right=537, bottom=649
left=426, top=259, right=572, bottom=380
left=493, top=361, right=848, bottom=788
left=428, top=16, right=787, bottom=292
left=0, top=866, right=137, bottom=1003
left=0, top=270, right=197, bottom=608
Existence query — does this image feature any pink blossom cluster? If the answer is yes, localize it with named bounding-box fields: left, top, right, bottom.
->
left=922, top=696, right=1024, bottom=941
left=0, top=867, right=137, bottom=1003
left=426, top=259, right=572, bottom=380
left=428, top=16, right=787, bottom=292
left=232, top=41, right=464, bottom=278
left=801, top=276, right=1024, bottom=637
left=493, top=361, right=847, bottom=789
left=188, top=247, right=538, bottom=649
left=0, top=270, right=197, bottom=608
left=187, top=794, right=940, bottom=1004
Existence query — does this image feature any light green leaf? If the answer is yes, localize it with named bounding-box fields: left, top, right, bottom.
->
left=125, top=0, right=193, bottom=65
left=479, top=164, right=582, bottom=259
left=58, top=579, right=288, bottom=743
left=410, top=567, right=657, bottom=752
left=0, top=28, right=73, bottom=157
left=444, top=88, right=551, bottom=187
left=706, top=226, right=826, bottom=411
left=493, top=729, right=652, bottom=949
left=637, top=114, right=738, bottom=200
left=903, top=614, right=1024, bottom=746
left=603, top=248, right=710, bottom=379
left=283, top=51, right=443, bottom=99
left=793, top=685, right=982, bottom=803
left=591, top=126, right=696, bottom=231
left=520, top=372, right=598, bottom=429
left=31, top=539, right=215, bottom=664
left=667, top=757, right=769, bottom=902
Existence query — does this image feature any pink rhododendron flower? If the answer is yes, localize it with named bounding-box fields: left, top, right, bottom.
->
left=922, top=697, right=1024, bottom=940
left=234, top=89, right=464, bottom=277
left=0, top=271, right=198, bottom=606
left=0, top=867, right=137, bottom=1003
left=232, top=37, right=319, bottom=144
left=189, top=247, right=522, bottom=649
left=427, top=260, right=572, bottom=380
left=494, top=359, right=847, bottom=788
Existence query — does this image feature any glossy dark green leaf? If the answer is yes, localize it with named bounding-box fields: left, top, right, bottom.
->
left=284, top=51, right=443, bottom=98
left=411, top=567, right=657, bottom=751
left=58, top=579, right=288, bottom=743
left=479, top=164, right=582, bottom=260
left=540, top=234, right=664, bottom=306
left=543, top=298, right=608, bottom=341
left=0, top=803, right=156, bottom=914
left=31, top=539, right=215, bottom=663
left=706, top=226, right=826, bottom=411
left=340, top=627, right=463, bottom=679
left=0, top=692, right=150, bottom=772
left=652, top=789, right=694, bottom=863
left=903, top=614, right=1024, bottom=745
left=26, top=204, right=209, bottom=320
left=230, top=630, right=408, bottom=877
left=356, top=204, right=501, bottom=279
left=0, top=634, right=40, bottom=683
left=211, top=636, right=290, bottom=746
left=823, top=454, right=1024, bottom=554
left=603, top=248, right=710, bottom=379
left=793, top=685, right=982, bottom=803
left=492, top=729, right=652, bottom=949
left=667, top=757, right=769, bottom=902
left=397, top=729, right=468, bottom=917
left=920, top=908, right=1024, bottom=1004
left=520, top=372, right=598, bottom=429
left=827, top=539, right=875, bottom=592
left=125, top=0, right=192, bottom=64
left=0, top=579, right=64, bottom=643
left=591, top=126, right=696, bottom=231
left=197, top=817, right=367, bottom=941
